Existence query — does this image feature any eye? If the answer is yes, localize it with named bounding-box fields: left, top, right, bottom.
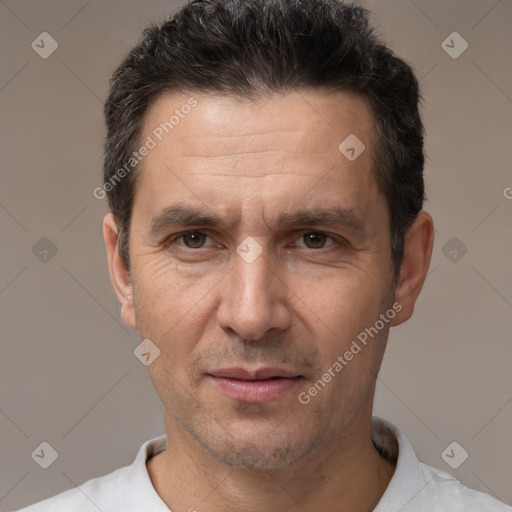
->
left=168, top=231, right=214, bottom=249
left=295, top=232, right=336, bottom=249
left=166, top=230, right=341, bottom=252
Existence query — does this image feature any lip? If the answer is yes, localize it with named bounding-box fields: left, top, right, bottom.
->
left=207, top=367, right=303, bottom=403
left=209, top=367, right=301, bottom=380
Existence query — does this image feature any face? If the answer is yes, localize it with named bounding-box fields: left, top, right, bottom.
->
left=105, top=90, right=429, bottom=470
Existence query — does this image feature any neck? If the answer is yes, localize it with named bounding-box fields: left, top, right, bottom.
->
left=147, top=409, right=396, bottom=512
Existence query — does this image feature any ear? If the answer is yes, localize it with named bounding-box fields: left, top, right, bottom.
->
left=103, top=212, right=138, bottom=330
left=390, top=210, right=434, bottom=326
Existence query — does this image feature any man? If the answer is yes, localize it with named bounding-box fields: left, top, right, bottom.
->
left=17, top=0, right=511, bottom=510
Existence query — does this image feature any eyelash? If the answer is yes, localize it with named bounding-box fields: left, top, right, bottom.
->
left=164, top=230, right=344, bottom=252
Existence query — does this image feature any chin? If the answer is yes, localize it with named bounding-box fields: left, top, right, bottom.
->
left=208, top=441, right=307, bottom=470
left=195, top=423, right=325, bottom=471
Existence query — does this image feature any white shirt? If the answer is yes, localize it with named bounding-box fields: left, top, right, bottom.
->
left=16, top=417, right=511, bottom=511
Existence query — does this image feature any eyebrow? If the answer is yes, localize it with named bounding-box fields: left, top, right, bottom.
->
left=147, top=204, right=367, bottom=236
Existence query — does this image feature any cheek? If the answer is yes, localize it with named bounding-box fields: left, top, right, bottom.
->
left=301, top=273, right=393, bottom=391
left=301, top=267, right=387, bottom=329
left=131, top=254, right=222, bottom=360
left=133, top=253, right=215, bottom=315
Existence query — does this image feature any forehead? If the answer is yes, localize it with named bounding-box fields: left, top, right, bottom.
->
left=142, top=90, right=375, bottom=156
left=133, top=90, right=382, bottom=230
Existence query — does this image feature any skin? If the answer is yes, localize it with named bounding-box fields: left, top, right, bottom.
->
left=104, top=90, right=434, bottom=511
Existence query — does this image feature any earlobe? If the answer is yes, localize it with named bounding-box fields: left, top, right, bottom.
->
left=103, top=212, right=138, bottom=330
left=390, top=210, right=435, bottom=327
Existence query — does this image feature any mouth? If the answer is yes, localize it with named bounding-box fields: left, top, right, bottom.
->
left=207, top=367, right=304, bottom=403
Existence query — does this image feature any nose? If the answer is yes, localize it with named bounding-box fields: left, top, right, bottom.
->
left=216, top=246, right=292, bottom=341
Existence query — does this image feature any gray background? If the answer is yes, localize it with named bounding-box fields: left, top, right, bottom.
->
left=1, top=0, right=511, bottom=509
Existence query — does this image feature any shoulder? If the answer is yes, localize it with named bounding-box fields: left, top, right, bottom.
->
left=419, top=462, right=512, bottom=511
left=371, top=417, right=511, bottom=511
left=14, top=465, right=127, bottom=512
left=13, top=436, right=167, bottom=512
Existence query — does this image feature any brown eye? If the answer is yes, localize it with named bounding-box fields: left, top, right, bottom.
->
left=301, top=232, right=333, bottom=249
left=182, top=232, right=208, bottom=248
